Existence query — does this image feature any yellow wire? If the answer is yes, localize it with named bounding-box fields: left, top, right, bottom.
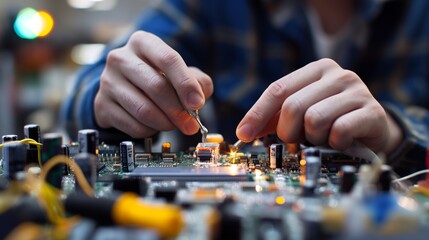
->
left=39, top=155, right=94, bottom=196
left=0, top=138, right=43, bottom=166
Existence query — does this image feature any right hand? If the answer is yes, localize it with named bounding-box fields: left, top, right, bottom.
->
left=94, top=31, right=213, bottom=138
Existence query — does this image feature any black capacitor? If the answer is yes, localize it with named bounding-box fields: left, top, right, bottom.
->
left=1, top=135, right=18, bottom=163
left=120, top=141, right=135, bottom=172
left=3, top=142, right=27, bottom=180
left=24, top=124, right=41, bottom=164
left=2, top=134, right=18, bottom=142
left=269, top=143, right=283, bottom=169
left=339, top=165, right=356, bottom=194
left=41, top=133, right=64, bottom=188
left=377, top=165, right=392, bottom=192
left=144, top=138, right=152, bottom=153
left=73, top=152, right=97, bottom=191
left=78, top=129, right=99, bottom=155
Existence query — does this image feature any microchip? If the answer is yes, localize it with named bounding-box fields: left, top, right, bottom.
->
left=195, top=142, right=220, bottom=165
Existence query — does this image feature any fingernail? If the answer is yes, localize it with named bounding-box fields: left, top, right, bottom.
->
left=237, top=123, right=254, bottom=141
left=187, top=91, right=204, bottom=108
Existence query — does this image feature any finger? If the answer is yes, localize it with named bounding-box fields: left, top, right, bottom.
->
left=100, top=65, right=176, bottom=131
left=94, top=93, right=158, bottom=138
left=301, top=90, right=365, bottom=145
left=188, top=67, right=213, bottom=98
left=110, top=52, right=199, bottom=135
left=328, top=104, right=387, bottom=151
left=129, top=31, right=205, bottom=110
left=236, top=59, right=338, bottom=142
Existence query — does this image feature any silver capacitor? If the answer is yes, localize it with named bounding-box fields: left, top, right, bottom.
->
left=303, top=148, right=321, bottom=188
left=269, top=144, right=283, bottom=169
left=78, top=129, right=99, bottom=155
left=120, top=141, right=135, bottom=172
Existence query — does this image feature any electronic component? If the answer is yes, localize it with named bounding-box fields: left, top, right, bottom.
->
left=303, top=147, right=321, bottom=189
left=206, top=133, right=224, bottom=144
left=144, top=138, right=152, bottom=153
left=2, top=135, right=17, bottom=143
left=73, top=152, right=97, bottom=191
left=161, top=142, right=171, bottom=153
left=2, top=142, right=27, bottom=180
left=41, top=133, right=64, bottom=188
left=195, top=142, right=220, bottom=165
left=24, top=124, right=41, bottom=164
left=78, top=129, right=99, bottom=155
left=269, top=143, right=283, bottom=169
left=339, top=165, right=356, bottom=194
left=120, top=141, right=135, bottom=172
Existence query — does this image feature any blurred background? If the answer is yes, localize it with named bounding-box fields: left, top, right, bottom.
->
left=0, top=0, right=152, bottom=138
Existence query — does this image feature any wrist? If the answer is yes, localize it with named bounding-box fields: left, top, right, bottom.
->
left=384, top=111, right=403, bottom=155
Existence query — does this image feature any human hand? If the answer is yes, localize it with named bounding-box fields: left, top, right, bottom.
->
left=236, top=58, right=402, bottom=153
left=94, top=31, right=213, bottom=138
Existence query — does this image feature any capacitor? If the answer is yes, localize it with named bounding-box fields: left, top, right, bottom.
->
left=144, top=138, right=152, bottom=153
left=3, top=142, right=27, bottom=180
left=339, top=165, right=356, bottom=194
left=41, top=133, right=64, bottom=188
left=304, top=148, right=321, bottom=188
left=162, top=142, right=171, bottom=153
left=120, top=141, right=135, bottom=172
left=78, top=129, right=99, bottom=155
left=377, top=165, right=392, bottom=192
left=73, top=152, right=97, bottom=191
left=269, top=144, right=283, bottom=169
left=1, top=135, right=18, bottom=163
left=24, top=124, right=41, bottom=164
left=2, top=134, right=18, bottom=143
left=62, top=144, right=70, bottom=175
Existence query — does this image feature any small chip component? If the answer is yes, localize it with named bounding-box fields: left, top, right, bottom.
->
left=195, top=142, right=220, bottom=165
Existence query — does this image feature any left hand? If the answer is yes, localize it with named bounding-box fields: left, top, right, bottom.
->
left=236, top=58, right=402, bottom=153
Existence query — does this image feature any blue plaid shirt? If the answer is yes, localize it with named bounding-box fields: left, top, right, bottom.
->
left=62, top=0, right=429, bottom=175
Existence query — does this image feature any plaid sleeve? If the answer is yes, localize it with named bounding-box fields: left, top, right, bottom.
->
left=383, top=102, right=429, bottom=178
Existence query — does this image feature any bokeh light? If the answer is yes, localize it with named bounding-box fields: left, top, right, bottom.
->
left=14, top=8, right=54, bottom=39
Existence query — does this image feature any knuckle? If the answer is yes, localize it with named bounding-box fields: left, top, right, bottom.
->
left=106, top=48, right=125, bottom=66
left=135, top=102, right=152, bottom=120
left=304, top=107, right=325, bottom=130
left=283, top=96, right=304, bottom=117
left=147, top=74, right=169, bottom=94
left=129, top=30, right=150, bottom=45
left=266, top=81, right=285, bottom=100
left=157, top=49, right=181, bottom=67
left=318, top=58, right=339, bottom=68
left=339, top=70, right=360, bottom=85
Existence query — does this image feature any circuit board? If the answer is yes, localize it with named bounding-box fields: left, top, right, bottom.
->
left=1, top=127, right=429, bottom=240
